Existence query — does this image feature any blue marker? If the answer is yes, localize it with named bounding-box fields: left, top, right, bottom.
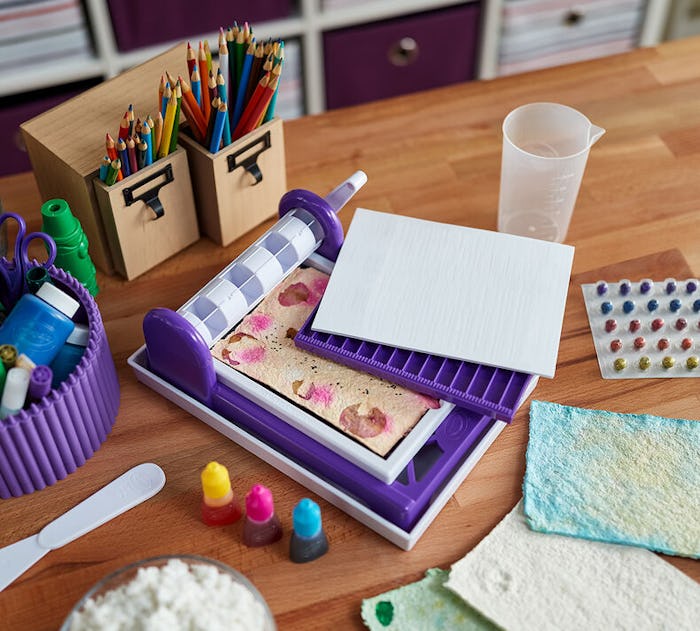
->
left=289, top=498, right=329, bottom=563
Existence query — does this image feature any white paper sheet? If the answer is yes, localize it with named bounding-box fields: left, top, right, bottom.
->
left=445, top=501, right=700, bottom=631
left=313, top=209, right=574, bottom=378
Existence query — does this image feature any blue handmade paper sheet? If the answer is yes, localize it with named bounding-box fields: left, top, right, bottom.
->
left=524, top=400, right=700, bottom=558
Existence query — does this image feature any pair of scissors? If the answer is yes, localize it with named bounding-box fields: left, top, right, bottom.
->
left=0, top=212, right=57, bottom=312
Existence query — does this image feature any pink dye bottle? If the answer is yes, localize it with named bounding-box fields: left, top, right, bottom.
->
left=243, top=484, right=283, bottom=546
left=200, top=461, right=242, bottom=526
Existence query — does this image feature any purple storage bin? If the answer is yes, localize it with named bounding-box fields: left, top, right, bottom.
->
left=295, top=306, right=536, bottom=422
left=323, top=3, right=481, bottom=109
left=0, top=79, right=98, bottom=177
left=106, top=0, right=296, bottom=52
left=0, top=267, right=120, bottom=499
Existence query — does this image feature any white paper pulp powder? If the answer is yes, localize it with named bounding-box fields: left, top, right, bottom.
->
left=68, top=558, right=270, bottom=631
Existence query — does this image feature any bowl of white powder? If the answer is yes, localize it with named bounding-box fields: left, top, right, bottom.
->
left=61, top=554, right=276, bottom=631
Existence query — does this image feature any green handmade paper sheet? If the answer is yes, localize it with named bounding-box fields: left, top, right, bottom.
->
left=360, top=568, right=498, bottom=631
left=524, top=400, right=700, bottom=558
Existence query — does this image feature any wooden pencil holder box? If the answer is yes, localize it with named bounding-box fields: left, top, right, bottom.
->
left=20, top=45, right=197, bottom=277
left=92, top=147, right=199, bottom=280
left=178, top=117, right=286, bottom=246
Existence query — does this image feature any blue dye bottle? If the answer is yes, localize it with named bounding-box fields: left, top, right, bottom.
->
left=289, top=498, right=329, bottom=563
left=0, top=283, right=78, bottom=366
left=50, top=323, right=89, bottom=387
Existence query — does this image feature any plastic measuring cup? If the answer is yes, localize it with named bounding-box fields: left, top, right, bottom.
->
left=497, top=102, right=605, bottom=242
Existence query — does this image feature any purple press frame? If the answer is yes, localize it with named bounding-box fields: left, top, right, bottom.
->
left=143, top=306, right=493, bottom=531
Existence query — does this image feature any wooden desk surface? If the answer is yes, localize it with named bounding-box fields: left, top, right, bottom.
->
left=1, top=36, right=699, bottom=630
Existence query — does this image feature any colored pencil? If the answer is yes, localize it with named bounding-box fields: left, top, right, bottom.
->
left=117, top=138, right=130, bottom=177
left=161, top=82, right=171, bottom=121
left=154, top=111, right=163, bottom=157
left=191, top=66, right=201, bottom=107
left=99, top=155, right=111, bottom=182
left=204, top=96, right=220, bottom=149
left=159, top=95, right=177, bottom=158
left=105, top=134, right=123, bottom=181
left=137, top=140, right=148, bottom=170
left=204, top=39, right=212, bottom=75
left=105, top=159, right=121, bottom=186
left=226, top=26, right=236, bottom=99
left=244, top=42, right=265, bottom=107
left=263, top=59, right=283, bottom=123
left=127, top=136, right=138, bottom=174
left=219, top=38, right=229, bottom=96
left=207, top=70, right=217, bottom=111
left=216, top=69, right=232, bottom=146
left=118, top=111, right=130, bottom=140
left=233, top=40, right=255, bottom=128
left=186, top=42, right=197, bottom=78
left=198, top=42, right=210, bottom=123
left=232, top=73, right=274, bottom=140
left=141, top=121, right=153, bottom=166
left=178, top=76, right=208, bottom=141
left=169, top=81, right=182, bottom=154
left=127, top=104, right=135, bottom=136
left=234, top=24, right=247, bottom=92
left=209, top=101, right=227, bottom=153
left=158, top=74, right=166, bottom=107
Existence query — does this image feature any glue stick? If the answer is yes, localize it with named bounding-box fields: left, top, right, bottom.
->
left=200, top=461, right=242, bottom=526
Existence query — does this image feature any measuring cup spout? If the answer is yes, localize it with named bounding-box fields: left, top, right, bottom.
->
left=588, top=124, right=605, bottom=147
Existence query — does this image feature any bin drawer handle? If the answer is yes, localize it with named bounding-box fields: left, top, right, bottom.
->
left=388, top=37, right=419, bottom=66
left=227, top=130, right=271, bottom=185
left=122, top=164, right=174, bottom=219
left=563, top=9, right=585, bottom=26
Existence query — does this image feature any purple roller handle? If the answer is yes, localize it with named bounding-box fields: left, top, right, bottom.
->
left=278, top=171, right=367, bottom=262
left=29, top=365, right=53, bottom=401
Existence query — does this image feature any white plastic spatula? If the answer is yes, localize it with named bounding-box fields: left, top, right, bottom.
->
left=0, top=462, right=166, bottom=592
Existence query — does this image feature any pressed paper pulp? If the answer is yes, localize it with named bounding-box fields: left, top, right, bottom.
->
left=524, top=400, right=700, bottom=558
left=211, top=267, right=439, bottom=456
left=446, top=501, right=700, bottom=631
left=361, top=568, right=497, bottom=631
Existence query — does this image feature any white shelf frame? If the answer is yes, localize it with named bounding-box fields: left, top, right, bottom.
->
left=1, top=0, right=672, bottom=113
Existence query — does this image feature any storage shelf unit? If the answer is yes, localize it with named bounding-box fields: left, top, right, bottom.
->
left=1, top=0, right=672, bottom=112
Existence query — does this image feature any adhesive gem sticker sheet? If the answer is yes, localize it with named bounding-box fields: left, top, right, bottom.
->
left=581, top=278, right=700, bottom=378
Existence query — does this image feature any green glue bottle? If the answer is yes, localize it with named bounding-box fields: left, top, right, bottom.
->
left=40, top=198, right=99, bottom=296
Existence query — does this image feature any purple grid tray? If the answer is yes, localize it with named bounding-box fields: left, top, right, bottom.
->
left=142, top=307, right=497, bottom=531
left=0, top=267, right=120, bottom=498
left=295, top=307, right=535, bottom=422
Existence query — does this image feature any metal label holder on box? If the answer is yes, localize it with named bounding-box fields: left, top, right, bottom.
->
left=127, top=173, right=537, bottom=549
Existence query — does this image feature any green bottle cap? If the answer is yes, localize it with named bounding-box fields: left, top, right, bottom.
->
left=40, top=198, right=79, bottom=239
left=40, top=198, right=99, bottom=297
left=25, top=266, right=52, bottom=293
